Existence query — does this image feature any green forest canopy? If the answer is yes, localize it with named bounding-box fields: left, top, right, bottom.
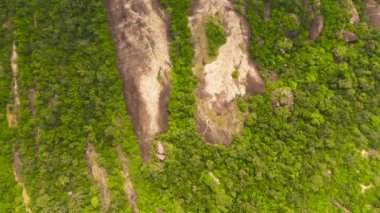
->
left=0, top=0, right=379, bottom=212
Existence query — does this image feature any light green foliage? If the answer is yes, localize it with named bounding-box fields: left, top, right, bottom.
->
left=237, top=98, right=247, bottom=112
left=232, top=69, right=239, bottom=79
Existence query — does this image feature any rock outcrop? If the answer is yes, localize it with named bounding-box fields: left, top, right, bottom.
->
left=364, top=0, right=380, bottom=27
left=309, top=16, right=324, bottom=40
left=106, top=0, right=172, bottom=162
left=341, top=31, right=359, bottom=43
left=272, top=88, right=294, bottom=110
left=189, top=0, right=265, bottom=145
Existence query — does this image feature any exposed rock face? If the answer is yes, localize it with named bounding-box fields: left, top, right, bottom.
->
left=105, top=0, right=172, bottom=162
left=309, top=16, right=324, bottom=40
left=341, top=31, right=359, bottom=43
left=364, top=0, right=380, bottom=27
left=189, top=0, right=265, bottom=145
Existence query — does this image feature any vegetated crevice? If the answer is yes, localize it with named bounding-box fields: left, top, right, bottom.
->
left=364, top=0, right=380, bottom=27
left=116, top=145, right=139, bottom=213
left=330, top=199, right=351, bottom=213
left=105, top=0, right=172, bottom=162
left=7, top=43, right=20, bottom=128
left=28, top=87, right=40, bottom=162
left=12, top=150, right=32, bottom=213
left=189, top=0, right=265, bottom=146
left=8, top=43, right=31, bottom=212
left=265, top=1, right=271, bottom=21
left=85, top=142, right=111, bottom=211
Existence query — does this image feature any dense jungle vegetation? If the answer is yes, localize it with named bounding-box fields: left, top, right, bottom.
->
left=1, top=0, right=379, bottom=212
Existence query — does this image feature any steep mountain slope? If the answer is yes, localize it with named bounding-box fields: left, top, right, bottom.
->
left=0, top=0, right=379, bottom=212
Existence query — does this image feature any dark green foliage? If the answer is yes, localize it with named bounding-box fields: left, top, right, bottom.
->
left=206, top=19, right=227, bottom=57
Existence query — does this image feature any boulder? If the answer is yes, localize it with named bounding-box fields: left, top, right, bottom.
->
left=309, top=16, right=324, bottom=40
left=341, top=31, right=359, bottom=43
left=272, top=88, right=294, bottom=110
left=155, top=141, right=166, bottom=161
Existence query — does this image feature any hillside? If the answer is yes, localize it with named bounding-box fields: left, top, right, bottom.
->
left=0, top=0, right=379, bottom=212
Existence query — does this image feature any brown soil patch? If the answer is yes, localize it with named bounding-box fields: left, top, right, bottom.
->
left=189, top=0, right=265, bottom=146
left=85, top=143, right=111, bottom=211
left=12, top=150, right=32, bottom=213
left=105, top=0, right=172, bottom=162
left=364, top=0, right=380, bottom=27
left=116, top=145, right=139, bottom=213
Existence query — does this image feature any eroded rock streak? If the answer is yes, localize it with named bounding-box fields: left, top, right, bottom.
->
left=86, top=143, right=111, bottom=211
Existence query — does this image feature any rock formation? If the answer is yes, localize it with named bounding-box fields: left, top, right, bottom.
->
left=341, top=31, right=359, bottom=43
left=189, top=0, right=265, bottom=145
left=309, top=16, right=324, bottom=40
left=106, top=0, right=172, bottom=161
